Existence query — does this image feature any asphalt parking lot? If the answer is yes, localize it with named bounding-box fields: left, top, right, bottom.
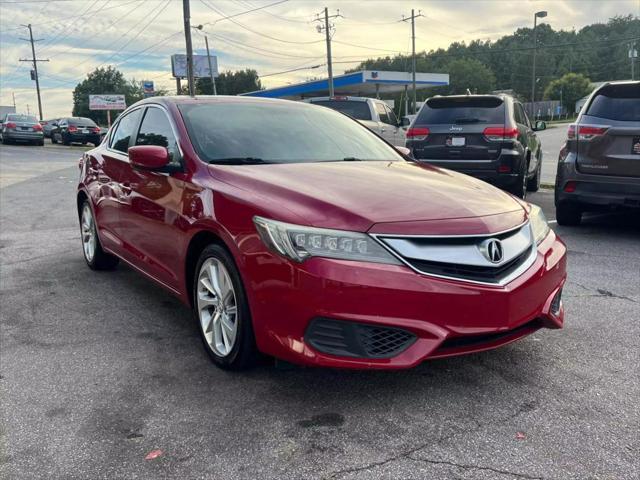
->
left=1, top=141, right=638, bottom=479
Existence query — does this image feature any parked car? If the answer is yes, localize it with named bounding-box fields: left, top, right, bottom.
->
left=304, top=96, right=406, bottom=146
left=51, top=117, right=101, bottom=146
left=555, top=81, right=640, bottom=225
left=0, top=113, right=44, bottom=145
left=77, top=96, right=566, bottom=371
left=405, top=94, right=545, bottom=198
left=401, top=114, right=417, bottom=129
left=40, top=118, right=60, bottom=138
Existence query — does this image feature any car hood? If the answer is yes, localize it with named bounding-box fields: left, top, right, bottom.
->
left=209, top=161, right=525, bottom=233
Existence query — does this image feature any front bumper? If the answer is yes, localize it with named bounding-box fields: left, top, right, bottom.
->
left=246, top=230, right=567, bottom=369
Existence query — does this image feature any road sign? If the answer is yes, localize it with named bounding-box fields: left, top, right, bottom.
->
left=171, top=54, right=219, bottom=79
left=89, top=94, right=126, bottom=111
left=143, top=81, right=155, bottom=97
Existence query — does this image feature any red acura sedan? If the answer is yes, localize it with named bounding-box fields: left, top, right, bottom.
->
left=77, top=96, right=566, bottom=370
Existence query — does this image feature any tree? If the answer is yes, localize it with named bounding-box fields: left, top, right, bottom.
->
left=543, top=73, right=592, bottom=112
left=195, top=69, right=262, bottom=95
left=436, top=58, right=496, bottom=95
left=72, top=67, right=167, bottom=125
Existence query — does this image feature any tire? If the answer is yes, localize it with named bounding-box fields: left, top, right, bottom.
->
left=51, top=133, right=58, bottom=144
left=556, top=202, right=582, bottom=226
left=37, top=140, right=44, bottom=146
left=79, top=200, right=119, bottom=270
left=2, top=136, right=10, bottom=145
left=62, top=133, right=71, bottom=146
left=192, top=244, right=258, bottom=370
left=509, top=163, right=528, bottom=199
left=527, top=158, right=541, bottom=192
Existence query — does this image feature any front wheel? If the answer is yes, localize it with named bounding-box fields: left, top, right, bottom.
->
left=80, top=201, right=119, bottom=270
left=193, top=244, right=258, bottom=370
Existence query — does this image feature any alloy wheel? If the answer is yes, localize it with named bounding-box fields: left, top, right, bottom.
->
left=81, top=204, right=96, bottom=262
left=196, top=258, right=238, bottom=357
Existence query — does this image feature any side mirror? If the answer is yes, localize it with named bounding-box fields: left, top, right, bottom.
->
left=395, top=146, right=411, bottom=156
left=400, top=117, right=411, bottom=128
left=535, top=120, right=546, bottom=131
left=129, top=145, right=170, bottom=170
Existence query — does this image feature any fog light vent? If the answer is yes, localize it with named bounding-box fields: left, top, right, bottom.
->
left=551, top=288, right=563, bottom=315
left=305, top=318, right=416, bottom=359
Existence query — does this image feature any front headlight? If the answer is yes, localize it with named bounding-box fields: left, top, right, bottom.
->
left=529, top=204, right=550, bottom=245
left=253, top=216, right=401, bottom=265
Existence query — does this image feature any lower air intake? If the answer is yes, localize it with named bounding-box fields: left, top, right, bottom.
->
left=305, top=318, right=416, bottom=359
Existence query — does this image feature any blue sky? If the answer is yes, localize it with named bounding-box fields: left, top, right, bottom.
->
left=0, top=0, right=638, bottom=117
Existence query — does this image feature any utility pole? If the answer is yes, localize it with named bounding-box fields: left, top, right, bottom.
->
left=183, top=0, right=195, bottom=97
left=19, top=24, right=48, bottom=120
left=315, top=8, right=341, bottom=97
left=629, top=43, right=637, bottom=81
left=204, top=35, right=217, bottom=95
left=12, top=92, right=16, bottom=108
left=402, top=9, right=423, bottom=114
left=530, top=11, right=547, bottom=117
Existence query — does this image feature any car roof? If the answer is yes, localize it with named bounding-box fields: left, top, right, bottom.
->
left=132, top=95, right=342, bottom=110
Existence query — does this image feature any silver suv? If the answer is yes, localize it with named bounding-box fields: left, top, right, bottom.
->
left=555, top=81, right=640, bottom=225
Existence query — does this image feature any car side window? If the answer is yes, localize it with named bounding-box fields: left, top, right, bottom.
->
left=375, top=103, right=390, bottom=125
left=513, top=104, right=524, bottom=125
left=135, top=107, right=180, bottom=165
left=385, top=105, right=398, bottom=126
left=521, top=105, right=532, bottom=129
left=109, top=109, right=142, bottom=154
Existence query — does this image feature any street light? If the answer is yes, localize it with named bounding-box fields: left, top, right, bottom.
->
left=531, top=10, right=548, bottom=117
left=192, top=24, right=217, bottom=95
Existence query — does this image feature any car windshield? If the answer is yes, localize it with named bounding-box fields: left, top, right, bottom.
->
left=178, top=101, right=403, bottom=164
left=585, top=84, right=640, bottom=121
left=6, top=114, right=37, bottom=123
left=309, top=100, right=372, bottom=121
left=417, top=97, right=505, bottom=124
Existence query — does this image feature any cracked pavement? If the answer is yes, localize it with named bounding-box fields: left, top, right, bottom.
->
left=1, top=144, right=639, bottom=479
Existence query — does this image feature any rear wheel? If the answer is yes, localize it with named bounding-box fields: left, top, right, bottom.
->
left=80, top=201, right=119, bottom=270
left=193, top=244, right=258, bottom=370
left=62, top=134, right=71, bottom=146
left=527, top=158, right=541, bottom=192
left=509, top=163, right=528, bottom=199
left=556, top=202, right=582, bottom=226
left=51, top=133, right=58, bottom=144
left=2, top=136, right=10, bottom=145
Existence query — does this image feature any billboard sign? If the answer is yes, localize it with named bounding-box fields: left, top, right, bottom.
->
left=171, top=54, right=219, bottom=79
left=143, top=81, right=155, bottom=97
left=89, top=94, right=126, bottom=111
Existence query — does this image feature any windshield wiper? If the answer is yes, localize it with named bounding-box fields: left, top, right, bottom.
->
left=209, top=157, right=272, bottom=165
left=454, top=118, right=481, bottom=124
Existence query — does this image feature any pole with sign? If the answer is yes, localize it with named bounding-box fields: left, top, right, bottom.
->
left=89, top=94, right=126, bottom=127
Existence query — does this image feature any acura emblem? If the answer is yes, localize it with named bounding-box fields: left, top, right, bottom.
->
left=480, top=238, right=504, bottom=263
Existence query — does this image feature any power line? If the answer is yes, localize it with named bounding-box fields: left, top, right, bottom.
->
left=201, top=0, right=290, bottom=27
left=200, top=0, right=323, bottom=45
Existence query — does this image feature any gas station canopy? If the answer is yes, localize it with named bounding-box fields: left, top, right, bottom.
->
left=241, top=70, right=449, bottom=99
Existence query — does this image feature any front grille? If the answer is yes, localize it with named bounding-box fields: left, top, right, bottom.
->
left=305, top=318, right=416, bottom=359
left=408, top=247, right=533, bottom=284
left=374, top=223, right=535, bottom=285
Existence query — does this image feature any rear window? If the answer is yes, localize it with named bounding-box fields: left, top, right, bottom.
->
left=310, top=100, right=372, bottom=121
left=586, top=84, right=640, bottom=121
left=6, top=114, right=37, bottom=123
left=416, top=97, right=505, bottom=125
left=69, top=117, right=97, bottom=126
